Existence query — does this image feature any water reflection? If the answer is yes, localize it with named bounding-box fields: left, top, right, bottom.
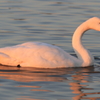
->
left=0, top=65, right=100, bottom=99
left=69, top=67, right=100, bottom=100
left=0, top=65, right=69, bottom=82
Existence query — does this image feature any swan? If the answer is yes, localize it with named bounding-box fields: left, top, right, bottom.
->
left=0, top=17, right=100, bottom=68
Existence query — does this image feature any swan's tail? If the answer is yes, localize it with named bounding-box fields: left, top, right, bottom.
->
left=0, top=52, right=16, bottom=66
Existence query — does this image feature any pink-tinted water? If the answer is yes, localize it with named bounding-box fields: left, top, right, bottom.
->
left=0, top=0, right=100, bottom=100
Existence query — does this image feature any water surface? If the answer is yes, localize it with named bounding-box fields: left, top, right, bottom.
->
left=0, top=0, right=100, bottom=100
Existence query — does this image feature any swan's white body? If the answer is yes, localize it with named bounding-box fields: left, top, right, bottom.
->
left=0, top=42, right=81, bottom=68
left=0, top=17, right=100, bottom=68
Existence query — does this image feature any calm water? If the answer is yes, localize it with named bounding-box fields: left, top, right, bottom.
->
left=0, top=0, right=100, bottom=100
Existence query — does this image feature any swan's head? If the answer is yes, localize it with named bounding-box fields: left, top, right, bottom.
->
left=87, top=17, right=100, bottom=31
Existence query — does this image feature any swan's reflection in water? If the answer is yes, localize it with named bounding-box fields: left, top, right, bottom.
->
left=70, top=67, right=100, bottom=100
left=0, top=65, right=69, bottom=82
left=0, top=65, right=100, bottom=100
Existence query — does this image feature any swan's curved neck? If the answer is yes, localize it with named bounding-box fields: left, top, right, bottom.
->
left=72, top=21, right=94, bottom=67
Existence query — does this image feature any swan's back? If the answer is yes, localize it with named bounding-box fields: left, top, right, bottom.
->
left=0, top=42, right=80, bottom=68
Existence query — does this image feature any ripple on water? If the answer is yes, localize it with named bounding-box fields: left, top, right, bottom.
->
left=0, top=0, right=100, bottom=100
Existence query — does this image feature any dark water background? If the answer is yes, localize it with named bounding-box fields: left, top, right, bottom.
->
left=0, top=0, right=100, bottom=100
